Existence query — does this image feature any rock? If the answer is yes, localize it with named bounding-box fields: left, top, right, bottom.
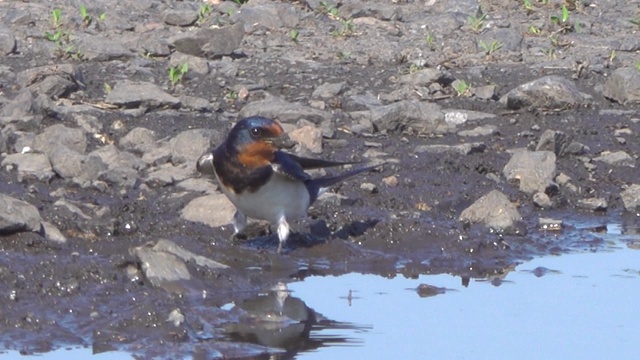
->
left=414, top=142, right=486, bottom=156
left=289, top=125, right=323, bottom=154
left=179, top=95, right=213, bottom=112
left=176, top=178, right=218, bottom=194
left=444, top=110, right=496, bottom=127
left=239, top=96, right=331, bottom=124
left=42, top=221, right=67, bottom=243
left=17, top=64, right=84, bottom=99
left=503, top=150, right=557, bottom=194
left=0, top=27, right=17, bottom=55
left=181, top=193, right=236, bottom=228
left=312, top=82, right=346, bottom=99
left=105, top=80, right=181, bottom=110
left=163, top=10, right=198, bottom=27
left=170, top=22, right=244, bottom=59
left=49, top=146, right=85, bottom=180
left=153, top=239, right=228, bottom=269
left=170, top=129, right=214, bottom=165
left=169, top=52, right=210, bottom=76
left=458, top=125, right=498, bottom=137
left=620, top=184, right=640, bottom=212
left=120, top=127, right=157, bottom=154
left=0, top=89, right=43, bottom=129
left=474, top=85, right=497, bottom=100
left=33, top=124, right=87, bottom=154
left=360, top=182, right=378, bottom=193
left=601, top=67, right=640, bottom=105
left=594, top=151, right=635, bottom=167
left=233, top=1, right=300, bottom=32
left=398, top=68, right=452, bottom=87
left=577, top=198, right=608, bottom=211
left=75, top=35, right=135, bottom=61
left=382, top=175, right=398, bottom=187
left=144, top=163, right=193, bottom=187
left=130, top=242, right=192, bottom=288
left=478, top=28, right=523, bottom=52
left=459, top=190, right=522, bottom=232
left=536, top=129, right=588, bottom=157
left=500, top=76, right=590, bottom=110
left=532, top=192, right=552, bottom=208
left=1, top=152, right=55, bottom=181
left=365, top=100, right=446, bottom=134
left=0, top=194, right=42, bottom=233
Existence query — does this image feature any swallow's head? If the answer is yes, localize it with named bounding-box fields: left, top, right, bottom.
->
left=226, top=116, right=291, bottom=167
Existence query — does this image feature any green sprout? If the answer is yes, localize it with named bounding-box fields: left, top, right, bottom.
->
left=198, top=3, right=212, bottom=23
left=479, top=40, right=503, bottom=55
left=79, top=5, right=92, bottom=26
left=529, top=25, right=541, bottom=35
left=98, top=13, right=106, bottom=21
left=169, top=63, right=189, bottom=87
left=51, top=8, right=62, bottom=28
left=225, top=89, right=238, bottom=101
left=523, top=0, right=534, bottom=12
left=635, top=61, right=640, bottom=72
left=289, top=29, right=300, bottom=43
left=104, top=83, right=112, bottom=94
left=317, top=1, right=340, bottom=19
left=550, top=5, right=570, bottom=25
left=44, top=29, right=64, bottom=42
left=331, top=18, right=355, bottom=37
left=425, top=33, right=435, bottom=50
left=467, top=13, right=487, bottom=33
left=452, top=79, right=471, bottom=96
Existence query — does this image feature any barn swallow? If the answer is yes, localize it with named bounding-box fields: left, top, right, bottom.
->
left=196, top=116, right=379, bottom=253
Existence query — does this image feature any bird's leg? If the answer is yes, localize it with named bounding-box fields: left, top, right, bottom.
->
left=231, top=210, right=247, bottom=240
left=276, top=215, right=290, bottom=254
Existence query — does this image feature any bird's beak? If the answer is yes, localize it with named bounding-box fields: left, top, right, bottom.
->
left=269, top=134, right=296, bottom=149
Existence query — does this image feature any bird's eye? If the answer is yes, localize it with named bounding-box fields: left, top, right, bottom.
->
left=250, top=127, right=262, bottom=137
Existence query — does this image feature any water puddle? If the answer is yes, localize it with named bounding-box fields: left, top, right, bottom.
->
left=290, top=245, right=639, bottom=359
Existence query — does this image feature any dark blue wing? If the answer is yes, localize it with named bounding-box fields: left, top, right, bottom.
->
left=271, top=151, right=311, bottom=182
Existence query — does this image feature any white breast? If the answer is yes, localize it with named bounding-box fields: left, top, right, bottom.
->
left=216, top=172, right=311, bottom=225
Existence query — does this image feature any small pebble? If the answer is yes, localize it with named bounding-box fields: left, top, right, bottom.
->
left=360, top=182, right=378, bottom=193
left=382, top=175, right=399, bottom=187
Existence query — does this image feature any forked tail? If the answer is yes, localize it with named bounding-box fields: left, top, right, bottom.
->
left=306, top=163, right=383, bottom=204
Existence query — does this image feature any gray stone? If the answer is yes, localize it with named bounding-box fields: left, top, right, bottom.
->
left=458, top=125, right=498, bottom=137
left=459, top=190, right=522, bottom=232
left=53, top=199, right=92, bottom=220
left=474, top=85, right=497, bottom=100
left=163, top=10, right=198, bottom=27
left=538, top=217, right=563, bottom=231
left=75, top=35, right=135, bottom=61
left=180, top=193, right=236, bottom=228
left=601, top=67, right=640, bottom=105
left=1, top=152, right=55, bottom=181
left=478, top=28, right=523, bottom=53
left=414, top=142, right=486, bottom=156
left=577, top=198, right=608, bottom=211
left=500, top=76, right=591, bottom=110
left=105, top=81, right=181, bottom=110
left=0, top=194, right=42, bottom=233
left=536, top=129, right=588, bottom=157
left=0, top=89, right=42, bottom=129
left=594, top=151, right=635, bottom=167
left=33, top=124, right=87, bottom=154
left=503, top=149, right=557, bottom=194
left=179, top=95, right=213, bottom=112
left=144, top=163, right=193, bottom=187
left=135, top=32, right=171, bottom=57
left=153, top=239, right=228, bottom=269
left=169, top=52, right=210, bottom=76
left=120, top=127, right=157, bottom=154
left=0, top=27, right=17, bottom=55
left=312, top=82, right=346, bottom=99
left=42, top=221, right=67, bottom=243
left=130, top=243, right=192, bottom=287
left=170, top=22, right=244, bottom=59
left=367, top=101, right=446, bottom=134
left=233, top=1, right=300, bottom=32
left=176, top=178, right=218, bottom=194
left=532, top=192, right=552, bottom=208
left=289, top=125, right=323, bottom=154
left=239, top=96, right=331, bottom=124
left=170, top=129, right=214, bottom=166
left=620, top=184, right=640, bottom=212
left=49, top=146, right=85, bottom=180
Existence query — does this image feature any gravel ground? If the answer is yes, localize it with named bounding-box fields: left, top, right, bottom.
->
left=1, top=0, right=640, bottom=358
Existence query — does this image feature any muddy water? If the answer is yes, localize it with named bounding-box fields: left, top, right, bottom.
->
left=5, top=219, right=638, bottom=359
